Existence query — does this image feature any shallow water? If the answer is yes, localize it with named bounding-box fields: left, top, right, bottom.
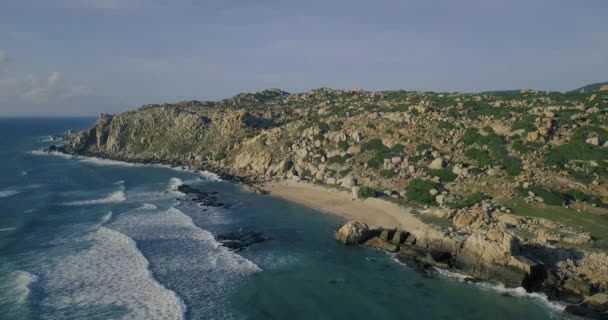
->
left=0, top=118, right=564, bottom=319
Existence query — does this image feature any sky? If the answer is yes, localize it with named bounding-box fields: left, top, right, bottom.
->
left=0, top=0, right=607, bottom=116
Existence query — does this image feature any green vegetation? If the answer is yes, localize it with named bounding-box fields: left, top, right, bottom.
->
left=505, top=199, right=608, bottom=249
left=448, top=192, right=492, bottom=209
left=380, top=169, right=396, bottom=179
left=511, top=114, right=537, bottom=132
left=357, top=186, right=377, bottom=199
left=329, top=120, right=343, bottom=131
left=327, top=155, right=349, bottom=165
left=438, top=120, right=455, bottom=130
left=215, top=150, right=227, bottom=160
left=363, top=138, right=404, bottom=170
left=337, top=140, right=349, bottom=151
left=427, top=167, right=457, bottom=182
left=545, top=126, right=608, bottom=181
left=461, top=128, right=523, bottom=175
left=406, top=179, right=440, bottom=205
left=338, top=168, right=351, bottom=177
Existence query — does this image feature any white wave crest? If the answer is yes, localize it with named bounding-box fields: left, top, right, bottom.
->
left=63, top=190, right=126, bottom=206
left=100, top=211, right=113, bottom=224
left=0, top=227, right=17, bottom=232
left=432, top=267, right=565, bottom=312
left=30, top=150, right=222, bottom=181
left=139, top=203, right=158, bottom=210
left=168, top=178, right=184, bottom=194
left=0, top=190, right=20, bottom=198
left=107, top=206, right=260, bottom=318
left=2, top=271, right=38, bottom=305
left=40, top=227, right=186, bottom=320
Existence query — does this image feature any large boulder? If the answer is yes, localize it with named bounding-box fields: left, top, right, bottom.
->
left=411, top=227, right=463, bottom=256
left=335, top=221, right=370, bottom=245
left=454, top=229, right=526, bottom=287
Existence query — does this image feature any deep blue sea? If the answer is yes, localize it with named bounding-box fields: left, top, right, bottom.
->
left=0, top=118, right=565, bottom=319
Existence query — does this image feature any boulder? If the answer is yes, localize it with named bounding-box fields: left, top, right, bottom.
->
left=412, top=227, right=462, bottom=256
left=454, top=230, right=525, bottom=287
left=364, top=236, right=399, bottom=252
left=346, top=146, right=362, bottom=155
left=428, top=157, right=446, bottom=169
left=335, top=221, right=370, bottom=245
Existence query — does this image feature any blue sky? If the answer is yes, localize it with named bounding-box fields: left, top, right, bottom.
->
left=0, top=0, right=607, bottom=116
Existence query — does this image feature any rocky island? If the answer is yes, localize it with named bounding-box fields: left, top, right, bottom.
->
left=56, top=85, right=608, bottom=319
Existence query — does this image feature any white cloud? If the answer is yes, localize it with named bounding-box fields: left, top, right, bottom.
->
left=0, top=71, right=91, bottom=105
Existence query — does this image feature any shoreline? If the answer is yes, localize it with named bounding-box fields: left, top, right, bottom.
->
left=40, top=148, right=608, bottom=319
left=261, top=180, right=427, bottom=231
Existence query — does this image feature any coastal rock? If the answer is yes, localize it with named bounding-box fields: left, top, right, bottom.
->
left=335, top=221, right=370, bottom=245
left=454, top=230, right=526, bottom=287
left=411, top=227, right=462, bottom=256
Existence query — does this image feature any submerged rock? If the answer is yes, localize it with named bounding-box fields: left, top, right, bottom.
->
left=216, top=230, right=269, bottom=251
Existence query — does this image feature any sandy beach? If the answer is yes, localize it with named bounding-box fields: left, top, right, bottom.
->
left=262, top=180, right=427, bottom=230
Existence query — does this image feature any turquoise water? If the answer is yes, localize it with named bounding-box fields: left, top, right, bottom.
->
left=0, top=118, right=564, bottom=319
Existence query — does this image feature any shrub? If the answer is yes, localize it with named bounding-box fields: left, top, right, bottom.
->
left=215, top=150, right=227, bottom=160
left=357, top=186, right=377, bottom=198
left=511, top=115, right=537, bottom=132
left=327, top=155, right=349, bottom=165
left=427, top=167, right=457, bottom=182
left=338, top=168, right=351, bottom=177
left=406, top=179, right=439, bottom=205
left=317, top=122, right=330, bottom=132
left=390, top=144, right=405, bottom=154
left=448, top=192, right=491, bottom=209
left=438, top=120, right=455, bottom=130
left=337, top=140, right=349, bottom=151
left=380, top=169, right=396, bottom=179
left=460, top=128, right=481, bottom=145
left=313, top=133, right=325, bottom=141
left=503, top=156, right=523, bottom=176
left=329, top=121, right=343, bottom=131
left=367, top=157, right=383, bottom=169
left=362, top=138, right=388, bottom=152
left=464, top=148, right=494, bottom=167
left=511, top=138, right=530, bottom=154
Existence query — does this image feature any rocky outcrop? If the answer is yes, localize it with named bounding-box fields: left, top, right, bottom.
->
left=334, top=221, right=370, bottom=245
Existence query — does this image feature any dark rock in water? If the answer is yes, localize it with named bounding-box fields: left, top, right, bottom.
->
left=564, top=296, right=608, bottom=320
left=216, top=230, right=269, bottom=251
left=177, top=184, right=230, bottom=208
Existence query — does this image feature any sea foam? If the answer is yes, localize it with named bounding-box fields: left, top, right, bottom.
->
left=432, top=267, right=565, bottom=312
left=30, top=150, right=222, bottom=181
left=39, top=227, right=185, bottom=320
left=107, top=205, right=260, bottom=318
left=63, top=190, right=127, bottom=206
left=0, top=190, right=21, bottom=198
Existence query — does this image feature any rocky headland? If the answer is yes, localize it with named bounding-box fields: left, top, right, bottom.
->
left=55, top=86, right=608, bottom=318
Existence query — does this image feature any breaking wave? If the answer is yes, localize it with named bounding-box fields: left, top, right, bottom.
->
left=0, top=190, right=21, bottom=198
left=30, top=150, right=222, bottom=181
left=107, top=205, right=260, bottom=318
left=63, top=190, right=126, bottom=206
left=39, top=227, right=186, bottom=320
left=432, top=267, right=565, bottom=312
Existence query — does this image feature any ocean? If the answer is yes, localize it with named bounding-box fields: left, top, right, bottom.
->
left=0, top=118, right=565, bottom=319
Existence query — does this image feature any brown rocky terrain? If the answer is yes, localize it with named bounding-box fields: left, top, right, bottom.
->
left=55, top=86, right=608, bottom=318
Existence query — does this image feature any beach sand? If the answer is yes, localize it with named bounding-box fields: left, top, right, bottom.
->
left=262, top=180, right=426, bottom=230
